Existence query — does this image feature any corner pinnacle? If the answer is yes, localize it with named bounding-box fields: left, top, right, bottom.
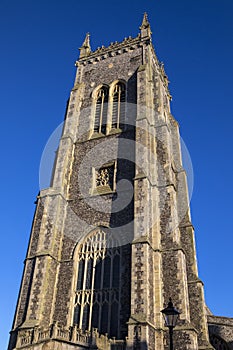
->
left=79, top=33, right=91, bottom=59
left=140, top=12, right=152, bottom=39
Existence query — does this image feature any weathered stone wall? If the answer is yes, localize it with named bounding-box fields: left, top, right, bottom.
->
left=208, top=315, right=233, bottom=350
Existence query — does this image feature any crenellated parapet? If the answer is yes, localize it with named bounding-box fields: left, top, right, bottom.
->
left=77, top=34, right=143, bottom=66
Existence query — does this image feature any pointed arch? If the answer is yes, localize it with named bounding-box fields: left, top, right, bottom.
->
left=93, top=85, right=109, bottom=134
left=72, top=228, right=122, bottom=338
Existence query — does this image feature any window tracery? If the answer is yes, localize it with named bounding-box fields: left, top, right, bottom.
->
left=73, top=230, right=121, bottom=338
left=92, top=82, right=126, bottom=135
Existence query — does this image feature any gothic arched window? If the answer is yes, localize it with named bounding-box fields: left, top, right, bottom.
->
left=94, top=86, right=109, bottom=134
left=112, top=83, right=126, bottom=129
left=73, top=230, right=121, bottom=338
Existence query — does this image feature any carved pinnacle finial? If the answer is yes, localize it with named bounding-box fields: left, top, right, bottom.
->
left=141, top=12, right=149, bottom=27
left=79, top=33, right=91, bottom=59
left=140, top=12, right=152, bottom=39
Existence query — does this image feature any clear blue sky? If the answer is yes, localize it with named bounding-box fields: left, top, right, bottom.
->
left=1, top=1, right=233, bottom=348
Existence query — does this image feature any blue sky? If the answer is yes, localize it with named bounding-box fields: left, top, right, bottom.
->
left=1, top=0, right=233, bottom=348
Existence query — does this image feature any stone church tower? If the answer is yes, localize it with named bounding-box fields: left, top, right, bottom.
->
left=8, top=14, right=233, bottom=350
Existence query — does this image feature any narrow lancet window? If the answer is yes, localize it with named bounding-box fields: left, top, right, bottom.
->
left=94, top=86, right=108, bottom=133
left=112, top=83, right=126, bottom=129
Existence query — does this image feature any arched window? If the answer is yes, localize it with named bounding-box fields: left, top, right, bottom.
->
left=112, top=83, right=126, bottom=129
left=73, top=230, right=121, bottom=338
left=94, top=86, right=108, bottom=134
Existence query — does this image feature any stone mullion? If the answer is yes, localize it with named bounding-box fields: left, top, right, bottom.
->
left=106, top=94, right=113, bottom=135
left=98, top=93, right=104, bottom=133
left=98, top=258, right=104, bottom=332
left=79, top=250, right=88, bottom=330
left=107, top=254, right=113, bottom=336
left=116, top=90, right=121, bottom=128
left=88, top=255, right=97, bottom=331
left=67, top=253, right=79, bottom=327
left=117, top=251, right=122, bottom=339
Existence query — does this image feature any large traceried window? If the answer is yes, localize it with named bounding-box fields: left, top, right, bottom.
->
left=73, top=230, right=121, bottom=338
left=112, top=83, right=126, bottom=129
left=94, top=86, right=109, bottom=134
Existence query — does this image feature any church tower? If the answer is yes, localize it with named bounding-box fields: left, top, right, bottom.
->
left=9, top=14, right=218, bottom=350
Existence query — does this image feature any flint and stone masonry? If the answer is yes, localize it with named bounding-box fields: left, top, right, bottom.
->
left=8, top=14, right=233, bottom=350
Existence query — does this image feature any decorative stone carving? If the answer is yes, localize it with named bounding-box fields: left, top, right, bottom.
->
left=96, top=165, right=114, bottom=190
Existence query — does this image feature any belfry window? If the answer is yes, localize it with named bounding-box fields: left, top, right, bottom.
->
left=73, top=230, right=121, bottom=338
left=112, top=83, right=126, bottom=129
left=94, top=86, right=108, bottom=133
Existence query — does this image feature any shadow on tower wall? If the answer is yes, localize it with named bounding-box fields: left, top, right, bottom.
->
left=109, top=342, right=148, bottom=350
